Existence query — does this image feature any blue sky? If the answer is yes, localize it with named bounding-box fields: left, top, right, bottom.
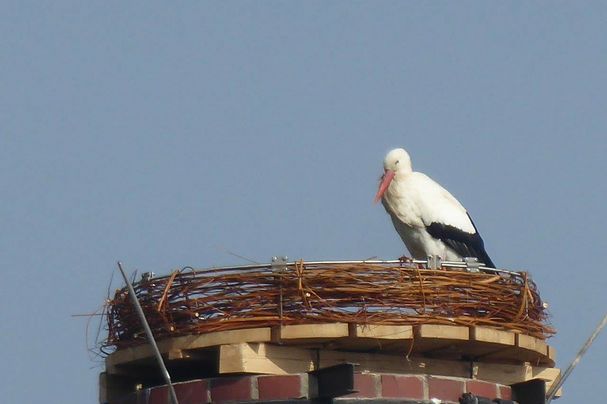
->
left=1, top=2, right=606, bottom=403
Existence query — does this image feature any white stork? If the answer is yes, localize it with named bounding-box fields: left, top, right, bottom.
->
left=374, top=148, right=495, bottom=268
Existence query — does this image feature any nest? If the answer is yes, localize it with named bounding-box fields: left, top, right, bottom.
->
left=104, top=260, right=554, bottom=350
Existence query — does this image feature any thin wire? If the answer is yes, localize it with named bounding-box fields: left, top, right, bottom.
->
left=117, top=261, right=179, bottom=404
left=546, top=311, right=607, bottom=402
left=224, top=250, right=260, bottom=264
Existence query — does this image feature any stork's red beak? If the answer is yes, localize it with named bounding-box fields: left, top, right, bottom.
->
left=374, top=169, right=395, bottom=203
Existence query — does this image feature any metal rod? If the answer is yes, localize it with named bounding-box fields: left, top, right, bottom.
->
left=117, top=261, right=179, bottom=404
left=202, top=259, right=520, bottom=276
left=546, top=311, right=607, bottom=402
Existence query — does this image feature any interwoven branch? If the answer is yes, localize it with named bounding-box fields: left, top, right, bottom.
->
left=105, top=261, right=553, bottom=350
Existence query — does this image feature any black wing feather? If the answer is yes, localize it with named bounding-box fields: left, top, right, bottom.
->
left=425, top=213, right=495, bottom=268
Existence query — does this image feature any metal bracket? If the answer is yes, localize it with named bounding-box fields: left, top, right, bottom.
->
left=464, top=257, right=481, bottom=272
left=511, top=378, right=546, bottom=404
left=271, top=256, right=288, bottom=322
left=427, top=255, right=442, bottom=270
left=309, top=362, right=357, bottom=399
left=271, top=256, right=288, bottom=271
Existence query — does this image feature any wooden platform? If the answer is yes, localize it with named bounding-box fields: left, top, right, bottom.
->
left=107, top=322, right=555, bottom=371
left=104, top=323, right=561, bottom=402
left=218, top=342, right=560, bottom=391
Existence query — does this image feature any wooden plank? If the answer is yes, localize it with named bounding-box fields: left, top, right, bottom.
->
left=107, top=327, right=272, bottom=368
left=415, top=324, right=469, bottom=340
left=350, top=324, right=413, bottom=339
left=411, top=324, right=469, bottom=357
left=477, top=333, right=553, bottom=366
left=476, top=361, right=559, bottom=390
left=547, top=345, right=557, bottom=363
left=470, top=327, right=515, bottom=346
left=505, top=334, right=552, bottom=365
left=516, top=334, right=548, bottom=355
left=475, top=361, right=531, bottom=385
left=161, top=327, right=272, bottom=351
left=463, top=327, right=517, bottom=359
left=480, top=346, right=554, bottom=367
left=219, top=342, right=315, bottom=374
left=475, top=363, right=562, bottom=397
left=341, top=324, right=414, bottom=351
left=167, top=349, right=187, bottom=360
left=320, top=350, right=470, bottom=379
left=272, top=323, right=349, bottom=343
left=530, top=367, right=562, bottom=397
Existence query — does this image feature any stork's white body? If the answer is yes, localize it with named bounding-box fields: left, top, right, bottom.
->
left=375, top=148, right=494, bottom=267
left=382, top=171, right=473, bottom=260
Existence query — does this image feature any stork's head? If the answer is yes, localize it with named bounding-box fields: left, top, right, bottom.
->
left=374, top=148, right=412, bottom=203
left=383, top=148, right=412, bottom=173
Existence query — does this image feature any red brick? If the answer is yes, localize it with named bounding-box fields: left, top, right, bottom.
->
left=258, top=375, right=304, bottom=400
left=174, top=380, right=210, bottom=404
left=428, top=376, right=465, bottom=402
left=381, top=375, right=425, bottom=399
left=466, top=380, right=498, bottom=398
left=343, top=373, right=378, bottom=398
left=149, top=386, right=168, bottom=404
left=210, top=376, right=254, bottom=403
left=147, top=380, right=210, bottom=404
left=499, top=385, right=512, bottom=400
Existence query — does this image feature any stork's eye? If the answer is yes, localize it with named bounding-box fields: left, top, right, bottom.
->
left=395, top=160, right=400, bottom=165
